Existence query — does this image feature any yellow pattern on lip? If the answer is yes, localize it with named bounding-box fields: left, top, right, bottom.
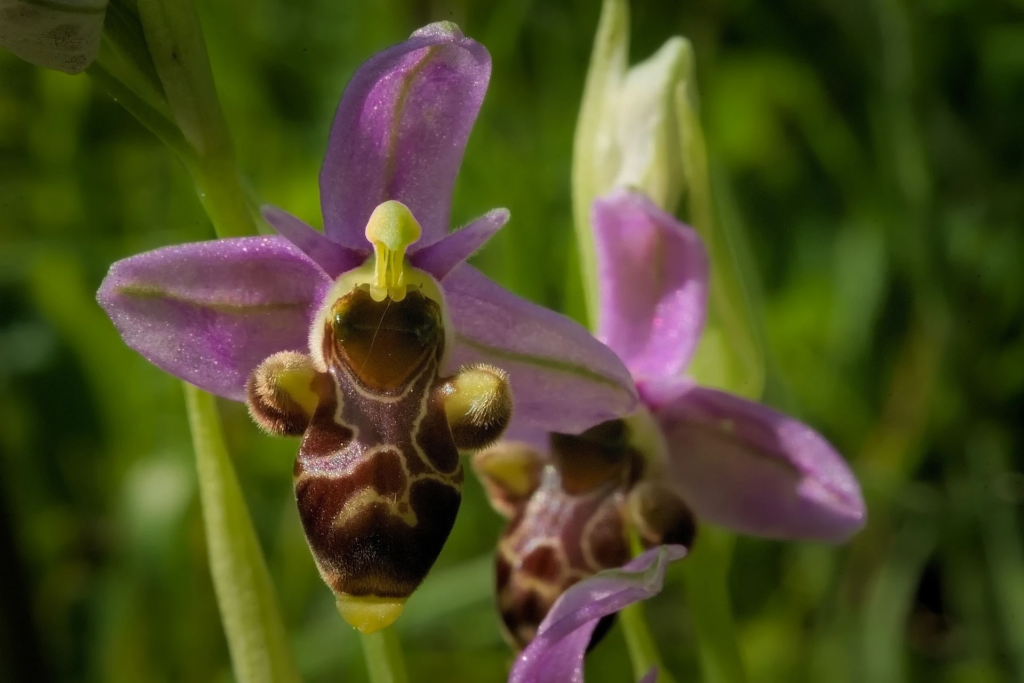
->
left=364, top=200, right=422, bottom=302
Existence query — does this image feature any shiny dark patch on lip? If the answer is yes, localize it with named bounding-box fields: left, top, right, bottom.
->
left=326, top=288, right=442, bottom=391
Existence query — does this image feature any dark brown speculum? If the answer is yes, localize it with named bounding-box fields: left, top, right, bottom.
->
left=474, top=419, right=696, bottom=650
left=295, top=288, right=460, bottom=601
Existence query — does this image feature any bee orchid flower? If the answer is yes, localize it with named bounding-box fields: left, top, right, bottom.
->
left=97, top=22, right=636, bottom=634
left=473, top=189, right=866, bottom=681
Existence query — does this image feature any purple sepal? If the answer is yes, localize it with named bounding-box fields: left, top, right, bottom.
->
left=96, top=236, right=330, bottom=400
left=641, top=377, right=866, bottom=542
left=509, top=545, right=686, bottom=683
left=319, top=22, right=490, bottom=249
left=410, top=208, right=509, bottom=280
left=262, top=205, right=366, bottom=278
left=592, top=189, right=708, bottom=381
left=443, top=264, right=638, bottom=434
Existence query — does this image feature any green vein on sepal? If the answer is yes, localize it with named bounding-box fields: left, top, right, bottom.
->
left=115, top=283, right=307, bottom=315
left=455, top=333, right=635, bottom=399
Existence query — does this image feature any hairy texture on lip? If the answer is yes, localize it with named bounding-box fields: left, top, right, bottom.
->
left=295, top=339, right=463, bottom=601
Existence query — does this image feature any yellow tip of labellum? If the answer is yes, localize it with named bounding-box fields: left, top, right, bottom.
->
left=365, top=201, right=422, bottom=302
left=335, top=595, right=407, bottom=634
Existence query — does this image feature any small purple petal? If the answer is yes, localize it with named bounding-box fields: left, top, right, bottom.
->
left=639, top=667, right=659, bottom=683
left=262, top=205, right=367, bottom=278
left=442, top=265, right=638, bottom=434
left=409, top=208, right=509, bottom=280
left=320, top=22, right=490, bottom=249
left=97, top=237, right=330, bottom=400
left=592, top=189, right=708, bottom=381
left=509, top=545, right=686, bottom=683
left=641, top=378, right=866, bottom=542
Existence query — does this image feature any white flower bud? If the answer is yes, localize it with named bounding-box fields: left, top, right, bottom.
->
left=574, top=0, right=695, bottom=217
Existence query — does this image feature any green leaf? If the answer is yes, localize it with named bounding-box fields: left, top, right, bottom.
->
left=183, top=384, right=302, bottom=683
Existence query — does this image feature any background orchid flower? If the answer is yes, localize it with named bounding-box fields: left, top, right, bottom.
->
left=97, top=21, right=636, bottom=633
left=475, top=188, right=865, bottom=669
left=574, top=0, right=764, bottom=400
left=592, top=189, right=864, bottom=541
left=472, top=421, right=696, bottom=650
left=509, top=545, right=685, bottom=683
left=572, top=0, right=695, bottom=327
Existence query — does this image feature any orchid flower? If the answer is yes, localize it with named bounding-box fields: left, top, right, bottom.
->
left=97, top=22, right=636, bottom=634
left=473, top=189, right=865, bottom=677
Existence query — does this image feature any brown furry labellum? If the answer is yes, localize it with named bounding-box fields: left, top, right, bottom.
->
left=247, top=287, right=512, bottom=633
left=473, top=419, right=696, bottom=650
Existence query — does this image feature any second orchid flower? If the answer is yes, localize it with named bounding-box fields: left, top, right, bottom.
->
left=477, top=190, right=866, bottom=682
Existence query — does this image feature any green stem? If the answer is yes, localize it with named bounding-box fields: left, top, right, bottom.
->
left=190, top=154, right=257, bottom=238
left=360, top=625, right=410, bottom=683
left=102, top=0, right=167, bottom=105
left=681, top=527, right=747, bottom=683
left=183, top=385, right=301, bottom=683
left=137, top=0, right=257, bottom=238
left=87, top=58, right=194, bottom=164
left=622, top=530, right=677, bottom=683
left=620, top=602, right=677, bottom=683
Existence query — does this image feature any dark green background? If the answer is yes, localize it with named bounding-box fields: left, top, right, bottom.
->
left=1, top=0, right=1022, bottom=681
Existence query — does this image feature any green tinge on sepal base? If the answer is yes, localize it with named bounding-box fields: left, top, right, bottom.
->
left=360, top=625, right=410, bottom=683
left=621, top=529, right=678, bottom=683
left=681, top=527, right=748, bottom=683
left=184, top=384, right=302, bottom=683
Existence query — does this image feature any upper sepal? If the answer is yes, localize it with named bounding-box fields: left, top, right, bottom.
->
left=97, top=236, right=330, bottom=400
left=319, top=22, right=490, bottom=249
left=593, top=189, right=708, bottom=381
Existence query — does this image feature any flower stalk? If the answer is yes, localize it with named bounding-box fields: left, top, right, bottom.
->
left=136, top=0, right=256, bottom=237
left=184, top=385, right=302, bottom=683
left=620, top=528, right=677, bottom=683
left=619, top=603, right=676, bottom=683
left=96, top=2, right=301, bottom=680
left=679, top=528, right=746, bottom=683
left=360, top=625, right=410, bottom=683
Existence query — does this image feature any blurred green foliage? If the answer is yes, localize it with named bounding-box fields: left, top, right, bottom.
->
left=1, top=0, right=1023, bottom=682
